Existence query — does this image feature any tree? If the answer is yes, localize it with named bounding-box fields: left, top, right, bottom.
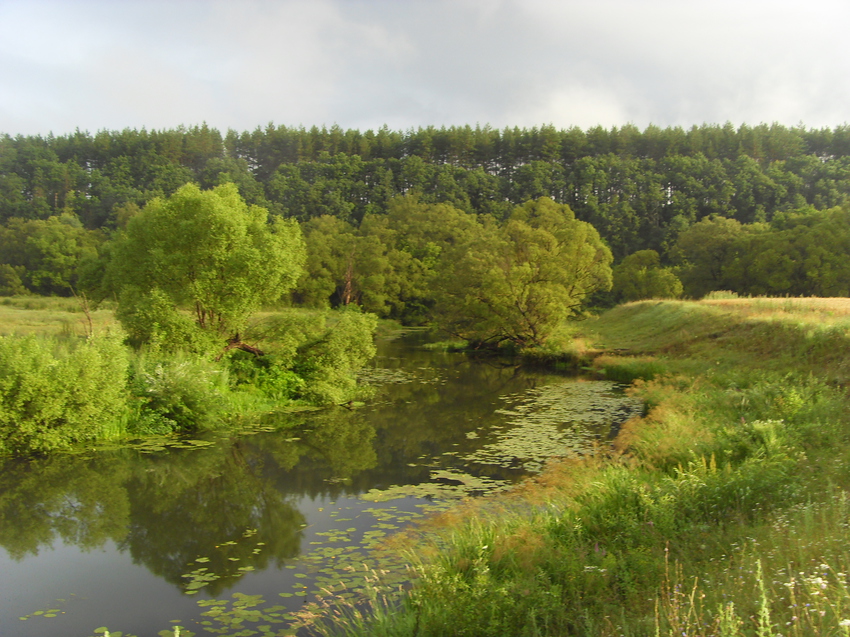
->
left=671, top=215, right=751, bottom=297
left=0, top=213, right=102, bottom=296
left=433, top=197, right=612, bottom=348
left=360, top=195, right=483, bottom=322
left=612, top=250, right=683, bottom=302
left=293, top=215, right=392, bottom=314
left=107, top=182, right=305, bottom=351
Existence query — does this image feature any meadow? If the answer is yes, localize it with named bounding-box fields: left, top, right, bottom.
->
left=0, top=295, right=117, bottom=336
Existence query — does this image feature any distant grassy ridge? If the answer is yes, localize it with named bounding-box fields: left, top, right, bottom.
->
left=314, top=299, right=850, bottom=637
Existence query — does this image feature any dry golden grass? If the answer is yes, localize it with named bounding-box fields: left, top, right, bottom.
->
left=700, top=296, right=850, bottom=325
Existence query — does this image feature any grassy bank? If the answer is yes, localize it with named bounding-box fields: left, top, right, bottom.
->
left=314, top=299, right=850, bottom=636
left=0, top=298, right=378, bottom=456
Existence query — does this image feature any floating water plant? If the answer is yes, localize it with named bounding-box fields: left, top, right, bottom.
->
left=464, top=380, right=642, bottom=470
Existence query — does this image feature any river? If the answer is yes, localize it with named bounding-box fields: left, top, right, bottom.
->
left=0, top=331, right=641, bottom=636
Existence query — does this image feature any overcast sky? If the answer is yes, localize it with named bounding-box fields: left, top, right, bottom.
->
left=1, top=0, right=848, bottom=136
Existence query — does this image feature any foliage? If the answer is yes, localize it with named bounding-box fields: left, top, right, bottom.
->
left=294, top=196, right=486, bottom=323
left=128, top=353, right=230, bottom=434
left=107, top=182, right=305, bottom=351
left=0, top=298, right=379, bottom=454
left=0, top=264, right=28, bottom=296
left=432, top=197, right=612, bottom=347
left=226, top=350, right=305, bottom=402
left=359, top=194, right=485, bottom=323
left=5, top=122, right=850, bottom=266
left=0, top=332, right=129, bottom=454
left=246, top=308, right=378, bottom=405
left=612, top=250, right=682, bottom=301
left=671, top=215, right=753, bottom=297
left=294, top=214, right=392, bottom=314
left=0, top=213, right=103, bottom=295
left=673, top=205, right=850, bottom=298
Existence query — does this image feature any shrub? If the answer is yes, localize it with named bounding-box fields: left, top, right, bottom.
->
left=116, top=287, right=217, bottom=353
left=226, top=350, right=305, bottom=401
left=128, top=353, right=229, bottom=434
left=0, top=332, right=129, bottom=454
left=294, top=309, right=378, bottom=404
left=246, top=307, right=378, bottom=405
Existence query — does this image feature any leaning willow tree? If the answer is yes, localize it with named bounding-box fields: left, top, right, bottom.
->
left=433, top=197, right=613, bottom=348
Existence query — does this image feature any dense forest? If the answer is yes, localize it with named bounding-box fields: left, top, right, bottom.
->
left=3, top=122, right=850, bottom=315
left=2, top=123, right=850, bottom=247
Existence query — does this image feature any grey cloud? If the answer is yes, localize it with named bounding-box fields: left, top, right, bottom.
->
left=0, top=0, right=848, bottom=135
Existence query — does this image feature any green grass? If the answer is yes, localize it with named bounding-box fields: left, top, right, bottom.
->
left=303, top=299, right=850, bottom=637
left=0, top=295, right=118, bottom=336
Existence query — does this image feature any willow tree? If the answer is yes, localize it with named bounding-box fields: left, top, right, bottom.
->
left=108, top=182, right=305, bottom=351
left=433, top=197, right=612, bottom=348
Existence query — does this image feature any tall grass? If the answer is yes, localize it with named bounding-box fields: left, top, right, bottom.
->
left=0, top=295, right=117, bottom=336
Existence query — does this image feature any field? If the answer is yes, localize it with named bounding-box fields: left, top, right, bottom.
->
left=0, top=296, right=117, bottom=336
left=703, top=296, right=850, bottom=322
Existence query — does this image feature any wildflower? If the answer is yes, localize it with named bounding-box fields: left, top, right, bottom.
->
left=839, top=618, right=850, bottom=627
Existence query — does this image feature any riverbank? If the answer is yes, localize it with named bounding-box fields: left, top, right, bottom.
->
left=318, top=299, right=850, bottom=636
left=0, top=298, right=378, bottom=456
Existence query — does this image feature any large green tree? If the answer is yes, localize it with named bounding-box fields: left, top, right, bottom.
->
left=0, top=213, right=102, bottom=296
left=107, top=182, right=305, bottom=351
left=293, top=215, right=393, bottom=314
left=671, top=215, right=753, bottom=297
left=433, top=197, right=612, bottom=347
left=360, top=195, right=483, bottom=322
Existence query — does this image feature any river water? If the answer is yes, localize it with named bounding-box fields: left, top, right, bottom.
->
left=0, top=332, right=641, bottom=636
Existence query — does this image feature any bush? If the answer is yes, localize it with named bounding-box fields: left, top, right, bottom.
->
left=128, top=353, right=229, bottom=434
left=116, top=287, right=217, bottom=353
left=246, top=307, right=378, bottom=405
left=294, top=309, right=378, bottom=404
left=0, top=332, right=129, bottom=454
left=0, top=264, right=29, bottom=296
left=226, top=350, right=305, bottom=401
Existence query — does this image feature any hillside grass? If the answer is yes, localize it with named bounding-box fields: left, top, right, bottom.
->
left=309, top=299, right=850, bottom=637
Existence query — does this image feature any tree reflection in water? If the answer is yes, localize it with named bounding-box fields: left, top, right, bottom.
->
left=0, top=406, right=380, bottom=595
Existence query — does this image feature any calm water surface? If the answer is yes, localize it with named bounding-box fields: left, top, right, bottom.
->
left=0, top=332, right=641, bottom=636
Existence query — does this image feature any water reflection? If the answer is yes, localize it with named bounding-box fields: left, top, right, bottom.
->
left=0, top=333, right=642, bottom=635
left=118, top=444, right=306, bottom=595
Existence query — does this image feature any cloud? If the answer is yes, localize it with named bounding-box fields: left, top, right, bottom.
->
left=0, top=0, right=848, bottom=135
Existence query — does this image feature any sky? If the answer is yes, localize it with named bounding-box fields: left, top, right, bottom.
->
left=1, top=0, right=849, bottom=137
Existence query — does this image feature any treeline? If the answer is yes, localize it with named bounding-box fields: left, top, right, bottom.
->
left=4, top=123, right=850, bottom=260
